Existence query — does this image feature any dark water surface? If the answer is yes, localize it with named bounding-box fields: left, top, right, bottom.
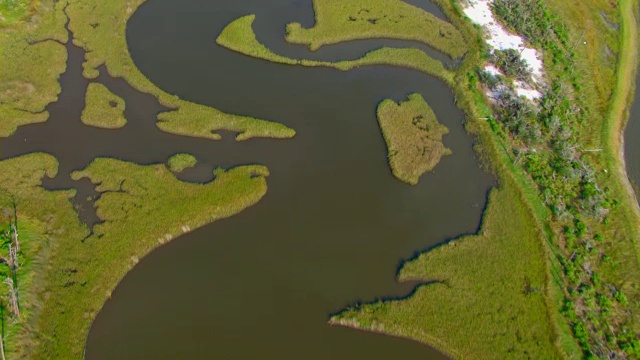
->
left=624, top=54, right=640, bottom=199
left=2, top=0, right=494, bottom=358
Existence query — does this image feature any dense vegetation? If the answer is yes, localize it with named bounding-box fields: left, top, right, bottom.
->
left=376, top=93, right=451, bottom=185
left=478, top=0, right=640, bottom=357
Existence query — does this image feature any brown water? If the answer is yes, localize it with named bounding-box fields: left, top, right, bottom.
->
left=1, top=0, right=495, bottom=358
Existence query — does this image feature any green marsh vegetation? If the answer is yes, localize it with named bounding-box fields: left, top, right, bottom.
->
left=0, top=0, right=32, bottom=24
left=0, top=0, right=68, bottom=137
left=81, top=83, right=127, bottom=129
left=332, top=175, right=561, bottom=359
left=285, top=0, right=466, bottom=58
left=64, top=0, right=296, bottom=141
left=376, top=93, right=451, bottom=185
left=167, top=153, right=197, bottom=173
left=0, top=154, right=270, bottom=358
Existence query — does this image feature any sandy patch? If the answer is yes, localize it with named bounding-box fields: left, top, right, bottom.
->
left=463, top=0, right=544, bottom=99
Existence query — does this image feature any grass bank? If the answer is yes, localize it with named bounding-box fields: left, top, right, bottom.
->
left=82, top=82, right=126, bottom=129
left=285, top=0, right=466, bottom=58
left=376, top=93, right=450, bottom=185
left=64, top=0, right=295, bottom=141
left=601, top=0, right=640, bottom=257
left=0, top=153, right=271, bottom=358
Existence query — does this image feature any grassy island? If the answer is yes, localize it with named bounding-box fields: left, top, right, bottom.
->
left=81, top=83, right=126, bottom=129
left=377, top=94, right=451, bottom=185
left=285, top=0, right=466, bottom=58
left=167, top=153, right=198, bottom=173
left=216, top=14, right=453, bottom=84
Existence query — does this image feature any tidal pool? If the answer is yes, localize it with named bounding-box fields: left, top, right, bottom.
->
left=2, top=0, right=495, bottom=358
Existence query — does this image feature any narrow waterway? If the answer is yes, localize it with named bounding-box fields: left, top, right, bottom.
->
left=1, top=0, right=494, bottom=358
left=624, top=55, right=640, bottom=199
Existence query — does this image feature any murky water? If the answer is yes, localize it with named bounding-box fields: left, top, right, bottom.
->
left=1, top=0, right=495, bottom=358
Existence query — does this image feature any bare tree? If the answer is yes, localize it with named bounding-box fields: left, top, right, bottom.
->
left=8, top=245, right=16, bottom=273
left=3, top=278, right=18, bottom=318
left=0, top=332, right=5, bottom=360
left=10, top=222, right=18, bottom=254
left=0, top=248, right=14, bottom=272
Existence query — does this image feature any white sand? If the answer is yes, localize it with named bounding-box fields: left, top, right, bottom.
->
left=463, top=0, right=544, bottom=99
left=483, top=65, right=502, bottom=76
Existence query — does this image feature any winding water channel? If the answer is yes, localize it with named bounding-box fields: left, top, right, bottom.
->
left=1, top=0, right=496, bottom=358
left=624, top=62, right=640, bottom=199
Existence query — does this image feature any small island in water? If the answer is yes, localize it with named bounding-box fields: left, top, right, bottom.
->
left=377, top=93, right=451, bottom=185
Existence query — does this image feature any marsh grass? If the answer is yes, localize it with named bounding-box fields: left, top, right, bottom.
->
left=216, top=15, right=453, bottom=84
left=0, top=154, right=269, bottom=358
left=0, top=0, right=68, bottom=137
left=0, top=217, right=49, bottom=359
left=81, top=82, right=126, bottom=129
left=167, top=153, right=197, bottom=173
left=156, top=101, right=295, bottom=141
left=285, top=0, right=467, bottom=58
left=332, top=178, right=561, bottom=359
left=65, top=0, right=295, bottom=141
left=377, top=93, right=451, bottom=185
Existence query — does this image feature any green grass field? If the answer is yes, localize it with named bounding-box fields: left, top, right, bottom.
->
left=82, top=82, right=127, bottom=129
left=285, top=0, right=466, bottom=58
left=376, top=93, right=451, bottom=185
